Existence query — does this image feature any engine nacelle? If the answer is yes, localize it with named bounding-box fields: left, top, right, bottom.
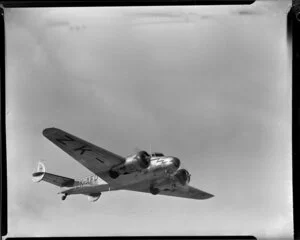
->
left=174, top=169, right=191, bottom=185
left=109, top=151, right=150, bottom=178
left=134, top=150, right=151, bottom=169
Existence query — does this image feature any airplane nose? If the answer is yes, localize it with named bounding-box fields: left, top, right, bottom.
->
left=172, top=157, right=180, bottom=169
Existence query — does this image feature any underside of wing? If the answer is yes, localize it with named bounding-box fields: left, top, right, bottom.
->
left=125, top=182, right=214, bottom=200
left=42, top=128, right=125, bottom=183
left=158, top=185, right=214, bottom=200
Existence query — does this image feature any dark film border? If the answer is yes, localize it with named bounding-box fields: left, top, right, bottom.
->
left=0, top=4, right=7, bottom=239
left=6, top=237, right=257, bottom=240
left=1, top=0, right=295, bottom=239
left=290, top=0, right=300, bottom=240
left=1, top=0, right=254, bottom=7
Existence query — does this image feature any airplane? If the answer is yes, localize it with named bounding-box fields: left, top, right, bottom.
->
left=32, top=127, right=214, bottom=202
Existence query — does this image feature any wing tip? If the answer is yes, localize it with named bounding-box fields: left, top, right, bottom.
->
left=194, top=191, right=214, bottom=200
left=201, top=193, right=214, bottom=200
left=207, top=193, right=214, bottom=199
left=42, top=127, right=58, bottom=137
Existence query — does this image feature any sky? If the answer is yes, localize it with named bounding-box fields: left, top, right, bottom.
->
left=5, top=0, right=293, bottom=239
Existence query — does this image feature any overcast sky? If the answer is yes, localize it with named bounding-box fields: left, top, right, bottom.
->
left=5, top=0, right=292, bottom=239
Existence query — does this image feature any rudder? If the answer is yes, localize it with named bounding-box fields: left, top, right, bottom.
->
left=32, top=162, right=46, bottom=182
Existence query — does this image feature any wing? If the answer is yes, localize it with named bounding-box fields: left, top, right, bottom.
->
left=42, top=128, right=125, bottom=183
left=158, top=185, right=214, bottom=200
left=126, top=182, right=214, bottom=200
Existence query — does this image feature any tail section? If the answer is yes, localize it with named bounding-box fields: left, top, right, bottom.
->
left=32, top=162, right=46, bottom=182
left=32, top=162, right=75, bottom=187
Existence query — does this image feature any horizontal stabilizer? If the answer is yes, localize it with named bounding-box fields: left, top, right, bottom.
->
left=32, top=162, right=75, bottom=187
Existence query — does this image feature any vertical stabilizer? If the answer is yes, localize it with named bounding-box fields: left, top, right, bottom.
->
left=32, top=162, right=46, bottom=182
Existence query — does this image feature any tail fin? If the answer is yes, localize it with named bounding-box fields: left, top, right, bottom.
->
left=32, top=162, right=46, bottom=182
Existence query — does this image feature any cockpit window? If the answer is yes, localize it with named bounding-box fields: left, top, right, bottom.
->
left=151, top=152, right=164, bottom=157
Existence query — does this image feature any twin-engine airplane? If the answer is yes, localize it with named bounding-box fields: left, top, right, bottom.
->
left=32, top=128, right=214, bottom=202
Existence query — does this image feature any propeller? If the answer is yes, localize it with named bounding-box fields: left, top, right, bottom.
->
left=173, top=155, right=191, bottom=181
left=181, top=163, right=191, bottom=180
left=174, top=169, right=191, bottom=185
left=134, top=144, right=153, bottom=157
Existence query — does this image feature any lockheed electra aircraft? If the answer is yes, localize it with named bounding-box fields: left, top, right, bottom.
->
left=32, top=128, right=214, bottom=202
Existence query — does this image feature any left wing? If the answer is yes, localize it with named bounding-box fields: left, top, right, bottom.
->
left=125, top=182, right=214, bottom=200
left=42, top=128, right=125, bottom=183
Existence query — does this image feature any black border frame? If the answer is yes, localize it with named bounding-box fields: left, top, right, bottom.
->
left=290, top=1, right=300, bottom=239
left=0, top=4, right=6, bottom=239
left=1, top=0, right=297, bottom=239
left=1, top=0, right=254, bottom=7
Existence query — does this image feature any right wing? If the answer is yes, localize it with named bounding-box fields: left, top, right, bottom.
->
left=126, top=181, right=214, bottom=200
left=42, top=128, right=125, bottom=183
left=156, top=185, right=214, bottom=200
